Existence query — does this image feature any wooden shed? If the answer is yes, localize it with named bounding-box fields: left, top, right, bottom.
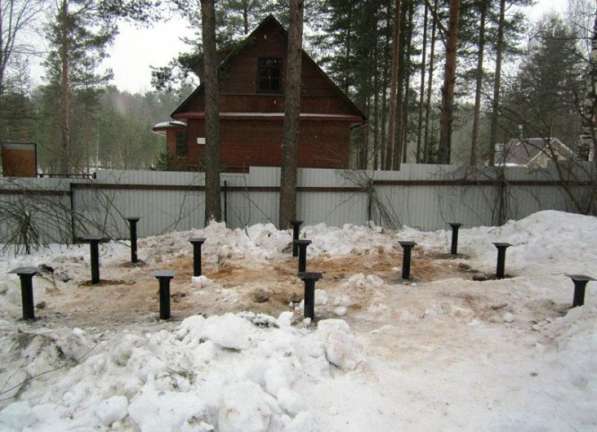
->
left=1, top=142, right=37, bottom=177
left=153, top=15, right=366, bottom=172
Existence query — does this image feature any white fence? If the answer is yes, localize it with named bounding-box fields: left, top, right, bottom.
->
left=0, top=164, right=592, bottom=243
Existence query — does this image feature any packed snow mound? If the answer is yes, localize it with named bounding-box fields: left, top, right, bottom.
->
left=303, top=223, right=394, bottom=256
left=409, top=210, right=597, bottom=275
left=0, top=314, right=363, bottom=431
left=474, top=211, right=597, bottom=274
left=544, top=305, right=597, bottom=383
left=141, top=221, right=292, bottom=263
left=139, top=220, right=396, bottom=264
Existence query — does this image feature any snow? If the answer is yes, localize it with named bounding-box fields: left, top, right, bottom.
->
left=95, top=396, right=129, bottom=426
left=412, top=210, right=597, bottom=275
left=0, top=314, right=363, bottom=431
left=0, top=210, right=596, bottom=431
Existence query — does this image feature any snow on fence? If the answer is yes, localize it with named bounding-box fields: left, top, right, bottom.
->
left=0, top=163, right=591, bottom=243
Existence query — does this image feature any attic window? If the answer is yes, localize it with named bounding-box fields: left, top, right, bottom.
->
left=257, top=57, right=282, bottom=93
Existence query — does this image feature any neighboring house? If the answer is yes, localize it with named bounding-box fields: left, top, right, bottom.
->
left=153, top=15, right=366, bottom=172
left=495, top=137, right=577, bottom=168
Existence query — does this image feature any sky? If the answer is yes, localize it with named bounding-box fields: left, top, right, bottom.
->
left=29, top=0, right=570, bottom=94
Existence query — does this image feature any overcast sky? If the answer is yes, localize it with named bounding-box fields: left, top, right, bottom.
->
left=29, top=0, right=570, bottom=94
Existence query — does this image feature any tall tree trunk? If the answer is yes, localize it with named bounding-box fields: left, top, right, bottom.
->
left=201, top=0, right=222, bottom=223
left=243, top=1, right=249, bottom=34
left=489, top=0, right=505, bottom=167
left=589, top=10, right=597, bottom=168
left=59, top=0, right=71, bottom=175
left=416, top=1, right=428, bottom=163
left=470, top=0, right=487, bottom=166
left=380, top=0, right=391, bottom=169
left=423, top=0, right=438, bottom=163
left=392, top=0, right=408, bottom=170
left=373, top=41, right=380, bottom=170
left=279, top=0, right=304, bottom=229
left=438, top=0, right=460, bottom=164
left=401, top=0, right=414, bottom=164
left=386, top=0, right=402, bottom=170
left=343, top=2, right=353, bottom=94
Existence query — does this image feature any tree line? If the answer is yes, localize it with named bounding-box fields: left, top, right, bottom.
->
left=1, top=0, right=596, bottom=225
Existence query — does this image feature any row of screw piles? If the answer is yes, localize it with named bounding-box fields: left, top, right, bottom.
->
left=10, top=219, right=595, bottom=322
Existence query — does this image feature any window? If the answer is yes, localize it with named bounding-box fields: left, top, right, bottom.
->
left=175, top=131, right=187, bottom=157
left=257, top=57, right=282, bottom=93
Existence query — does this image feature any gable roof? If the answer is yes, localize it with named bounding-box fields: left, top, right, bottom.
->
left=496, top=137, right=575, bottom=166
left=171, top=15, right=366, bottom=121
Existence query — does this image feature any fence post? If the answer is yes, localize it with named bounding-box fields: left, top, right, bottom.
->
left=69, top=182, right=76, bottom=243
left=224, top=180, right=228, bottom=225
left=367, top=179, right=373, bottom=222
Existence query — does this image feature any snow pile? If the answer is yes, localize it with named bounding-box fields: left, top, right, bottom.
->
left=0, top=242, right=128, bottom=285
left=403, top=210, right=597, bottom=276
left=303, top=223, right=395, bottom=257
left=0, top=313, right=364, bottom=431
left=543, top=305, right=597, bottom=392
left=467, top=211, right=597, bottom=274
left=142, top=221, right=292, bottom=264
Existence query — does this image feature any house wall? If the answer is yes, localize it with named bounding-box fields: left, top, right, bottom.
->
left=166, top=18, right=364, bottom=171
left=179, top=20, right=358, bottom=116
left=167, top=118, right=351, bottom=171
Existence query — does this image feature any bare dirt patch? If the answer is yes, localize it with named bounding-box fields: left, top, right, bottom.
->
left=35, top=250, right=484, bottom=328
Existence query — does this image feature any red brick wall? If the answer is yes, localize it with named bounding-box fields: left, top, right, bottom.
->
left=168, top=118, right=350, bottom=171
left=167, top=19, right=362, bottom=171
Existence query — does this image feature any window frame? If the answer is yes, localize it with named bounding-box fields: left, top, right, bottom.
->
left=175, top=130, right=188, bottom=158
left=256, top=57, right=282, bottom=94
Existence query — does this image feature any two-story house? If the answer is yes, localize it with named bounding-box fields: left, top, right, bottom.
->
left=153, top=15, right=366, bottom=172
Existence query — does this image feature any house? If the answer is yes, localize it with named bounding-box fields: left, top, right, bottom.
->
left=153, top=15, right=366, bottom=172
left=495, top=137, right=577, bottom=168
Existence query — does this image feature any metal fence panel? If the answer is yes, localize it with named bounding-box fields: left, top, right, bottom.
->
left=0, top=164, right=593, bottom=242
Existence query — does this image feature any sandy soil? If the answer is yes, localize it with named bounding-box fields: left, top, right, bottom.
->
left=22, top=247, right=484, bottom=330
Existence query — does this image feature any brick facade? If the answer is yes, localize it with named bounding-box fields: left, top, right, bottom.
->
left=160, top=16, right=365, bottom=172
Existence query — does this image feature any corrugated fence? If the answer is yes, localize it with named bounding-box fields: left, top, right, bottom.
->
left=0, top=163, right=592, bottom=242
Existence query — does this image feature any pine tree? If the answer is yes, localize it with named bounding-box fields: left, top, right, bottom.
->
left=42, top=0, right=160, bottom=173
left=437, top=0, right=460, bottom=164
left=423, top=0, right=438, bottom=163
left=415, top=0, right=429, bottom=163
left=200, top=0, right=222, bottom=222
left=45, top=0, right=116, bottom=173
left=501, top=16, right=585, bottom=147
left=469, top=0, right=487, bottom=165
left=387, top=0, right=402, bottom=169
left=279, top=0, right=304, bottom=228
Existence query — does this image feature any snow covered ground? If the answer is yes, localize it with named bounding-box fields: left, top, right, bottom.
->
left=0, top=210, right=596, bottom=431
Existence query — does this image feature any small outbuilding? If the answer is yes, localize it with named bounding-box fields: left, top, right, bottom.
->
left=153, top=15, right=366, bottom=172
left=1, top=142, right=37, bottom=177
